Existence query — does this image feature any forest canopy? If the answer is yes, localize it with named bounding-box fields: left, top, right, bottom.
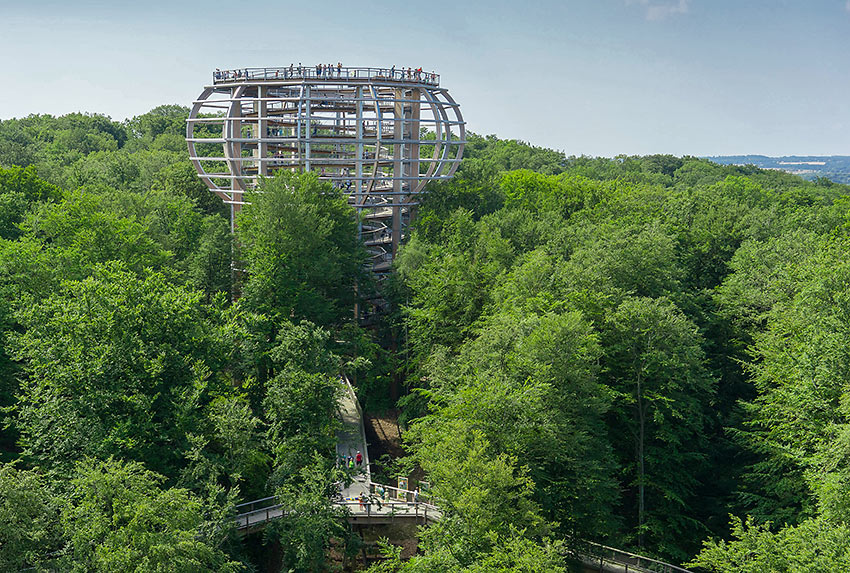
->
left=2, top=109, right=850, bottom=571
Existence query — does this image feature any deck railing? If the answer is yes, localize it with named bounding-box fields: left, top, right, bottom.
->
left=369, top=482, right=436, bottom=506
left=233, top=495, right=277, bottom=515
left=212, top=66, right=440, bottom=86
left=233, top=489, right=439, bottom=530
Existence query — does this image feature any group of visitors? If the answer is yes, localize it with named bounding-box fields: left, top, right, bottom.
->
left=315, top=62, right=344, bottom=77
left=331, top=167, right=355, bottom=191
left=358, top=492, right=376, bottom=512
left=388, top=65, right=436, bottom=83
left=340, top=450, right=364, bottom=472
left=212, top=64, right=438, bottom=84
left=214, top=68, right=249, bottom=81
left=355, top=485, right=422, bottom=513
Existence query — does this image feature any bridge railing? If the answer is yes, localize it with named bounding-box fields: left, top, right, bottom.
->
left=234, top=496, right=439, bottom=530
left=342, top=374, right=371, bottom=483
left=235, top=503, right=285, bottom=530
left=233, top=495, right=277, bottom=515
left=338, top=499, right=439, bottom=521
left=570, top=539, right=693, bottom=573
left=369, top=482, right=436, bottom=506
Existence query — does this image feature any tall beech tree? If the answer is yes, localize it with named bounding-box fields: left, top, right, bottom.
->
left=237, top=172, right=365, bottom=329
left=601, top=296, right=715, bottom=558
left=0, top=464, right=62, bottom=571
left=12, top=263, right=232, bottom=479
left=61, top=458, right=241, bottom=573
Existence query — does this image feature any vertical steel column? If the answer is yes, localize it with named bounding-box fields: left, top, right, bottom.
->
left=335, top=109, right=342, bottom=180
left=407, top=89, right=422, bottom=180
left=305, top=85, right=312, bottom=172
left=403, top=88, right=421, bottom=234
left=355, top=85, right=364, bottom=225
left=391, top=88, right=404, bottom=256
left=296, top=85, right=304, bottom=167
left=230, top=85, right=245, bottom=229
left=257, top=85, right=268, bottom=177
left=409, top=87, right=421, bottom=204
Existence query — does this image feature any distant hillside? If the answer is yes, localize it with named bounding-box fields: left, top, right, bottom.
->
left=707, top=155, right=850, bottom=184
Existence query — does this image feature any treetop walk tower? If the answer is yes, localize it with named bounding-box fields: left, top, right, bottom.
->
left=187, top=65, right=465, bottom=274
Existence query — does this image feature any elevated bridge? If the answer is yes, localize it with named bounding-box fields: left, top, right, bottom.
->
left=234, top=483, right=440, bottom=536
left=233, top=375, right=691, bottom=573
left=233, top=375, right=438, bottom=535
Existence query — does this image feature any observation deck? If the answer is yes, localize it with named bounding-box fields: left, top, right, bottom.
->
left=212, top=66, right=440, bottom=86
left=187, top=64, right=464, bottom=280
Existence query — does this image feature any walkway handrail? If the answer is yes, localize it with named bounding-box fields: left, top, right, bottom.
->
left=212, top=66, right=440, bottom=86
left=233, top=495, right=277, bottom=514
left=341, top=374, right=371, bottom=483
left=369, top=482, right=435, bottom=506
left=571, top=539, right=693, bottom=573
left=232, top=491, right=691, bottom=573
left=234, top=495, right=440, bottom=530
left=235, top=503, right=285, bottom=530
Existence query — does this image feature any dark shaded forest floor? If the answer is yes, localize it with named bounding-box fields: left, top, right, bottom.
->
left=365, top=409, right=404, bottom=461
left=364, top=409, right=425, bottom=485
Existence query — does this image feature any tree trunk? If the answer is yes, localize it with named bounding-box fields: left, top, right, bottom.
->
left=637, top=374, right=645, bottom=550
left=389, top=326, right=399, bottom=402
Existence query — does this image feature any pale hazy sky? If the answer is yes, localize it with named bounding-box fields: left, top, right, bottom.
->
left=2, top=0, right=849, bottom=157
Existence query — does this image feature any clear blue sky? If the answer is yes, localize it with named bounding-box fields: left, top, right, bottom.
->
left=2, top=0, right=849, bottom=157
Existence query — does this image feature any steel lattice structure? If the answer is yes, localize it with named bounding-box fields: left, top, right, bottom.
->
left=187, top=66, right=465, bottom=273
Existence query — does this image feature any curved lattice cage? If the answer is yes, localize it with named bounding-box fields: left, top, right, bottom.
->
left=187, top=66, right=465, bottom=273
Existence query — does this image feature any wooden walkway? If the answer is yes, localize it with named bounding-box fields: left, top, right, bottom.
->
left=571, top=540, right=693, bottom=573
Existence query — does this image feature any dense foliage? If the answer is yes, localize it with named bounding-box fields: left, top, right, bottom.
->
left=384, top=139, right=850, bottom=567
left=0, top=110, right=363, bottom=571
left=3, top=110, right=850, bottom=570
